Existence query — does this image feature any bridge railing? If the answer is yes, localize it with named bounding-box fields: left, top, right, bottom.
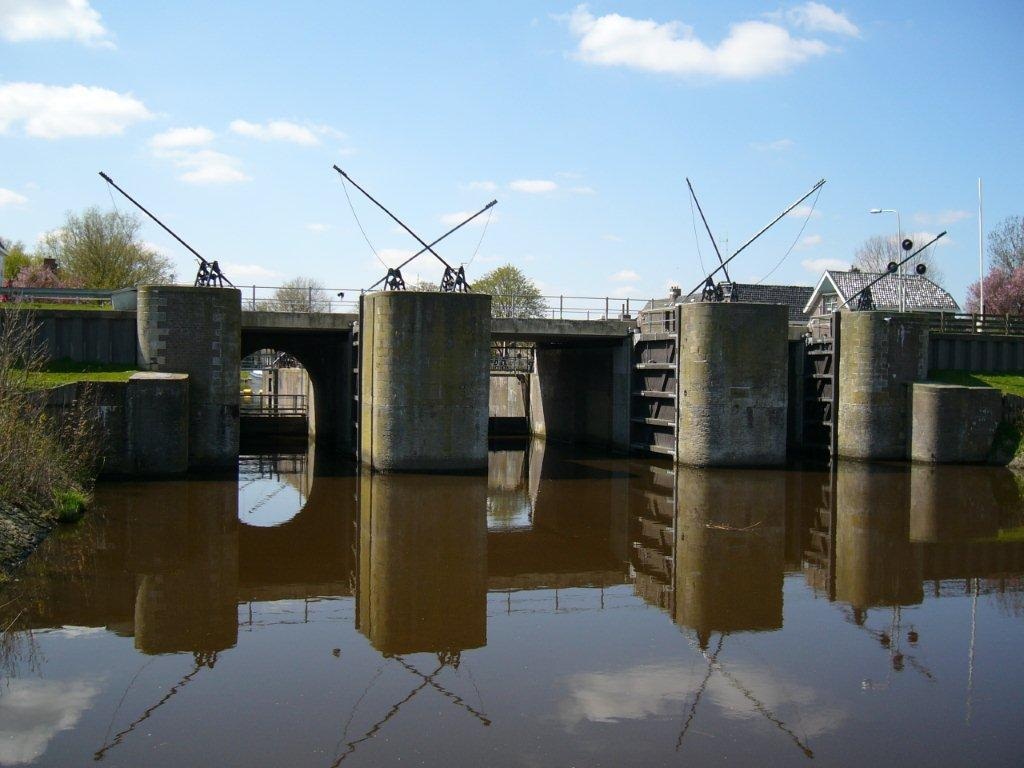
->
left=240, top=287, right=655, bottom=320
left=930, top=311, right=1024, bottom=336
left=240, top=393, right=307, bottom=417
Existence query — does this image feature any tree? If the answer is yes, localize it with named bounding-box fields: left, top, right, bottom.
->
left=35, top=207, right=176, bottom=289
left=472, top=265, right=547, bottom=318
left=406, top=279, right=438, bottom=292
left=966, top=266, right=1024, bottom=314
left=988, top=215, right=1024, bottom=272
left=269, top=277, right=330, bottom=312
left=11, top=262, right=81, bottom=289
left=852, top=234, right=943, bottom=284
left=0, top=240, right=34, bottom=282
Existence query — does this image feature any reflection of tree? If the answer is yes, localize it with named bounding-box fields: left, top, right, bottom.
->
left=990, top=577, right=1024, bottom=618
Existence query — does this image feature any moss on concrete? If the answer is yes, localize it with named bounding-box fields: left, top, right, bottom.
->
left=24, top=359, right=138, bottom=388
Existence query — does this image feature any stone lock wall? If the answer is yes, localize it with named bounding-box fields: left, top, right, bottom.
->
left=677, top=302, right=789, bottom=466
left=137, top=286, right=241, bottom=470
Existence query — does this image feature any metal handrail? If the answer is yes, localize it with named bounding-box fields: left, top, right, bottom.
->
left=240, top=393, right=307, bottom=416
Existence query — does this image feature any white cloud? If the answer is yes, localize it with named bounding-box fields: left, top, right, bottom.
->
left=751, top=138, right=795, bottom=152
left=149, top=126, right=215, bottom=150
left=0, top=0, right=113, bottom=47
left=602, top=234, right=624, bottom=243
left=305, top=223, right=331, bottom=233
left=564, top=5, right=831, bottom=80
left=0, top=82, right=152, bottom=139
left=152, top=147, right=250, bottom=185
left=561, top=660, right=847, bottom=739
left=787, top=203, right=822, bottom=219
left=510, top=179, right=558, bottom=194
left=0, top=188, right=29, bottom=206
left=913, top=209, right=971, bottom=226
left=0, top=678, right=101, bottom=765
left=786, top=2, right=859, bottom=37
left=376, top=248, right=415, bottom=268
left=570, top=185, right=596, bottom=195
left=463, top=180, right=497, bottom=192
left=229, top=119, right=345, bottom=146
left=439, top=210, right=499, bottom=227
left=802, top=256, right=848, bottom=272
left=221, top=262, right=283, bottom=280
left=795, top=233, right=823, bottom=250
left=609, top=269, right=640, bottom=282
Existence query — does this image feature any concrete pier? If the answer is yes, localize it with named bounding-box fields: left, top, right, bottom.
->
left=360, top=292, right=490, bottom=471
left=677, top=302, right=789, bottom=466
left=137, top=286, right=241, bottom=470
left=837, top=311, right=928, bottom=461
left=908, top=382, right=1001, bottom=463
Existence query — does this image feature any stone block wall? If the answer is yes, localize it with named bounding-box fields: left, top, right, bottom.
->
left=138, top=286, right=240, bottom=470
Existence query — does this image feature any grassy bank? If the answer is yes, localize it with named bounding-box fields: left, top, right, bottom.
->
left=0, top=312, right=101, bottom=574
left=24, top=359, right=137, bottom=389
left=928, top=370, right=1024, bottom=396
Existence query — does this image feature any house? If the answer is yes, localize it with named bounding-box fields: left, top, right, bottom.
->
left=802, top=270, right=960, bottom=316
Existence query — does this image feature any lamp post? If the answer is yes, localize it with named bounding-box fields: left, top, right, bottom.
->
left=869, top=208, right=904, bottom=313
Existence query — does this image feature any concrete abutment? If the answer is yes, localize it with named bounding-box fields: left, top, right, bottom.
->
left=137, top=286, right=241, bottom=470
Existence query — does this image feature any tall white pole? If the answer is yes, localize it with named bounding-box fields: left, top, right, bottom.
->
left=896, top=210, right=905, bottom=313
left=979, top=178, right=985, bottom=315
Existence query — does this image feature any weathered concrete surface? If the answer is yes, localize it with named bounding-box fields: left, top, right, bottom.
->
left=677, top=302, right=789, bottom=467
left=358, top=471, right=487, bottom=654
left=5, top=308, right=137, bottom=364
left=274, top=367, right=316, bottom=439
left=835, top=462, right=922, bottom=610
left=138, top=286, right=240, bottom=470
left=361, top=292, right=490, bottom=471
left=491, top=317, right=631, bottom=342
left=838, top=311, right=929, bottom=461
left=490, top=373, right=530, bottom=435
left=41, top=374, right=189, bottom=476
left=529, top=340, right=631, bottom=450
left=908, top=383, right=1001, bottom=463
left=241, top=311, right=356, bottom=332
left=126, top=373, right=189, bottom=475
left=674, top=468, right=785, bottom=646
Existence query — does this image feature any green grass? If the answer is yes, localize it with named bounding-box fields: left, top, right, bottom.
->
left=24, top=359, right=138, bottom=388
left=53, top=489, right=87, bottom=524
left=928, top=370, right=1024, bottom=397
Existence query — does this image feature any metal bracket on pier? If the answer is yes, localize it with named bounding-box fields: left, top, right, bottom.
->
left=383, top=268, right=406, bottom=291
left=440, top=265, right=469, bottom=293
left=98, top=171, right=234, bottom=289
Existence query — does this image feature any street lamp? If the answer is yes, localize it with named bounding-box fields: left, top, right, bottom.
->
left=869, top=208, right=904, bottom=313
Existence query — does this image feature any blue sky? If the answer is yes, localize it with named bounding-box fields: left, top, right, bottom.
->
left=2, top=1, right=1022, bottom=305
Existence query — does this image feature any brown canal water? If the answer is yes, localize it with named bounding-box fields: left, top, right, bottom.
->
left=2, top=440, right=1024, bottom=767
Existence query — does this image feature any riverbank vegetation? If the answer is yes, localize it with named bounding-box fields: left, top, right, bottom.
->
left=0, top=310, right=101, bottom=572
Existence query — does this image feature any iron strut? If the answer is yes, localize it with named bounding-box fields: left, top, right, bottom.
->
left=685, top=178, right=827, bottom=301
left=334, top=165, right=496, bottom=292
left=98, top=171, right=233, bottom=288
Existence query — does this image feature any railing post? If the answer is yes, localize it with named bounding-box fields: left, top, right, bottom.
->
left=559, top=295, right=564, bottom=319
left=626, top=298, right=631, bottom=317
left=251, top=284, right=256, bottom=311
left=605, top=296, right=609, bottom=319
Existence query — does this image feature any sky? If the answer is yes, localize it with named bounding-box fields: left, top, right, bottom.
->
left=1, top=1, right=1023, bottom=306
